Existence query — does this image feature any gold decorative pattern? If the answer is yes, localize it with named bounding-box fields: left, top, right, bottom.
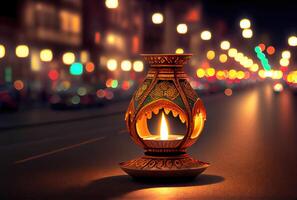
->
left=135, top=79, right=151, bottom=101
left=142, top=54, right=192, bottom=66
left=150, top=81, right=179, bottom=100
left=121, top=155, right=209, bottom=170
left=181, top=81, right=198, bottom=101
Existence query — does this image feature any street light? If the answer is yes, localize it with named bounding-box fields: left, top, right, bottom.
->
left=107, top=59, right=117, bottom=71
left=239, top=18, right=251, bottom=29
left=280, top=58, right=289, bottom=67
left=242, top=29, right=253, bottom=38
left=105, top=0, right=118, bottom=9
left=121, top=60, right=132, bottom=71
left=228, top=48, right=237, bottom=57
left=152, top=13, right=164, bottom=24
left=62, top=52, right=75, bottom=65
left=176, top=24, right=188, bottom=34
left=16, top=45, right=29, bottom=58
left=175, top=48, right=184, bottom=54
left=206, top=50, right=215, bottom=60
left=133, top=60, right=144, bottom=72
left=220, top=41, right=230, bottom=50
left=200, top=30, right=211, bottom=40
left=0, top=44, right=5, bottom=58
left=219, top=54, right=228, bottom=63
left=40, top=49, right=53, bottom=62
left=288, top=36, right=297, bottom=46
left=282, top=50, right=291, bottom=59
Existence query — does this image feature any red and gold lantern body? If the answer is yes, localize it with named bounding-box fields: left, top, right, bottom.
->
left=120, top=54, right=209, bottom=178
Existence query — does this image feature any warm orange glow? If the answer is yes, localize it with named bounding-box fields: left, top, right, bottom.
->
left=160, top=112, right=169, bottom=140
left=14, top=80, right=24, bottom=91
left=132, top=35, right=139, bottom=53
left=273, top=83, right=283, bottom=92
left=224, top=88, right=233, bottom=96
left=86, top=62, right=95, bottom=72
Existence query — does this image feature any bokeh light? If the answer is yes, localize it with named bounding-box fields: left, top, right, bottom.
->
left=71, top=95, right=80, bottom=104
left=0, top=44, right=5, bottom=58
left=96, top=89, right=105, bottom=98
left=70, top=62, right=83, bottom=75
left=220, top=40, right=230, bottom=50
left=62, top=52, right=75, bottom=65
left=152, top=13, right=163, bottom=24
left=206, top=50, right=215, bottom=60
left=196, top=68, right=205, bottom=78
left=288, top=35, right=297, bottom=46
left=219, top=54, right=228, bottom=63
left=228, top=69, right=237, bottom=79
left=85, top=62, right=95, bottom=72
left=16, top=45, right=29, bottom=58
left=242, top=29, right=253, bottom=38
left=121, top=60, right=132, bottom=71
left=200, top=30, right=212, bottom=40
left=224, top=88, right=233, bottom=96
left=107, top=59, right=117, bottom=71
left=273, top=83, right=283, bottom=92
left=105, top=0, right=118, bottom=9
left=239, top=18, right=251, bottom=29
left=236, top=71, right=245, bottom=79
left=206, top=68, right=215, bottom=77
left=40, top=49, right=53, bottom=62
left=133, top=60, right=144, bottom=72
left=250, top=64, right=259, bottom=72
left=280, top=58, right=289, bottom=67
left=258, top=43, right=266, bottom=51
left=80, top=51, right=89, bottom=64
left=14, top=80, right=24, bottom=91
left=175, top=48, right=184, bottom=54
left=228, top=48, right=237, bottom=57
left=266, top=46, right=275, bottom=55
left=176, top=24, right=188, bottom=34
left=282, top=50, right=291, bottom=59
left=77, top=87, right=87, bottom=96
left=48, top=69, right=59, bottom=81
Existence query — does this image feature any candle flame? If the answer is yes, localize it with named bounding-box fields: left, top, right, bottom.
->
left=160, top=112, right=169, bottom=140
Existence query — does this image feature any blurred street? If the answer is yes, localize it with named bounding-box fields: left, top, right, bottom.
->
left=1, top=83, right=297, bottom=199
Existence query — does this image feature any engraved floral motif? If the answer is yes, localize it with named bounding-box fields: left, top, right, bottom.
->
left=150, top=81, right=179, bottom=100
left=124, top=156, right=206, bottom=170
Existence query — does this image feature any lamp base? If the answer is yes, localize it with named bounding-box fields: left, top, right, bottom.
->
left=119, top=154, right=209, bottom=179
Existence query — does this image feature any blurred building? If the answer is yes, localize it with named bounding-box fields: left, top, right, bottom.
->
left=0, top=0, right=145, bottom=101
left=0, top=0, right=83, bottom=101
left=83, top=0, right=143, bottom=82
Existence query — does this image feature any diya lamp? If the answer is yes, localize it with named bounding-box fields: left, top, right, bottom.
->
left=120, top=54, right=209, bottom=178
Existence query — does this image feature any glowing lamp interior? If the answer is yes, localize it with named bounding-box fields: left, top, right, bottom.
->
left=160, top=112, right=169, bottom=140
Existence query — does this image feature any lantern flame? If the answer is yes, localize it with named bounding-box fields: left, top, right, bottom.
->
left=160, top=112, right=169, bottom=140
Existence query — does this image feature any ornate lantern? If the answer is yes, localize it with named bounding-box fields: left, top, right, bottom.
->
left=120, top=54, right=209, bottom=178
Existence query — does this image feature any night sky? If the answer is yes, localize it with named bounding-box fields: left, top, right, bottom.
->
left=201, top=0, right=297, bottom=46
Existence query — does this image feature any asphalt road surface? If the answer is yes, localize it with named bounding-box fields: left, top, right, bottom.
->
left=1, top=83, right=297, bottom=199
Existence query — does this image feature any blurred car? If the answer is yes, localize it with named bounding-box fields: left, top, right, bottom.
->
left=0, top=84, right=20, bottom=111
left=49, top=83, right=100, bottom=109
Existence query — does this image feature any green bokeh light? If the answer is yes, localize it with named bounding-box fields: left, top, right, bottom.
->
left=254, top=46, right=271, bottom=71
left=70, top=62, right=83, bottom=75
